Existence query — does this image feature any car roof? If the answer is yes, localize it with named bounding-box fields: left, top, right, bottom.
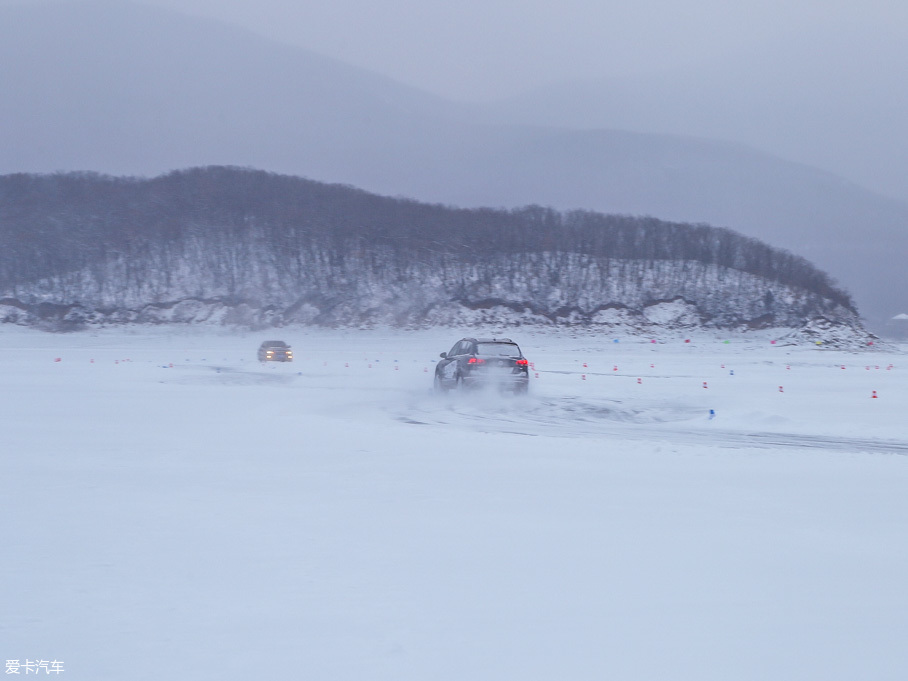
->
left=463, top=337, right=514, bottom=344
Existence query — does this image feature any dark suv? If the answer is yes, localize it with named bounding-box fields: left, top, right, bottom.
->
left=257, top=340, right=293, bottom=362
left=434, top=337, right=529, bottom=394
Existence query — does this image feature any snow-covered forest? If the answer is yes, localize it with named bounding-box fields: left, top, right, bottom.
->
left=0, top=167, right=858, bottom=331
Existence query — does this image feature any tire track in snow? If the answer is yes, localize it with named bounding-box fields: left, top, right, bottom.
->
left=399, top=393, right=908, bottom=455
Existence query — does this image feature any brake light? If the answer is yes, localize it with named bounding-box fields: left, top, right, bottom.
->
left=468, top=357, right=485, bottom=364
left=516, top=359, right=528, bottom=365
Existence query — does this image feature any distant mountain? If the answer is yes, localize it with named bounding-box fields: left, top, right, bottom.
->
left=0, top=0, right=459, bottom=178
left=473, top=31, right=908, bottom=207
left=0, top=168, right=866, bottom=340
left=0, top=1, right=905, bottom=331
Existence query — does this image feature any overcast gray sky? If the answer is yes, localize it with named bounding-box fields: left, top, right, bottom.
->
left=10, top=0, right=906, bottom=100
left=4, top=0, right=908, bottom=200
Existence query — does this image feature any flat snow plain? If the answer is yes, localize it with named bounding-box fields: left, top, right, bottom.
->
left=2, top=325, right=907, bottom=681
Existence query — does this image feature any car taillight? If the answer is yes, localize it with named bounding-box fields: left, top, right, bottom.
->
left=468, top=357, right=485, bottom=364
left=516, top=359, right=528, bottom=365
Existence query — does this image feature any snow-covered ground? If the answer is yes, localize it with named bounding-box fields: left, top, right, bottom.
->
left=2, top=325, right=907, bottom=680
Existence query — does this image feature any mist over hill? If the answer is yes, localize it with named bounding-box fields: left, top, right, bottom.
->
left=0, top=168, right=863, bottom=338
left=1, top=1, right=905, bottom=330
left=474, top=31, right=908, bottom=207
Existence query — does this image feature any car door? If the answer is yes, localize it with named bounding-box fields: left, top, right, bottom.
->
left=440, top=341, right=466, bottom=382
left=438, top=341, right=460, bottom=383
left=453, top=340, right=476, bottom=380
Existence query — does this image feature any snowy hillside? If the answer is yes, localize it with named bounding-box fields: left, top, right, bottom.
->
left=0, top=168, right=864, bottom=338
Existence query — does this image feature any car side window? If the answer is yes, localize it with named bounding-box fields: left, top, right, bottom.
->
left=449, top=342, right=462, bottom=357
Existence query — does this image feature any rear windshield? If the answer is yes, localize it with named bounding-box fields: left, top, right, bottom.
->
left=476, top=343, right=520, bottom=357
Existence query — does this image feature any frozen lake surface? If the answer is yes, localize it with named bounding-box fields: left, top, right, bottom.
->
left=2, top=325, right=907, bottom=680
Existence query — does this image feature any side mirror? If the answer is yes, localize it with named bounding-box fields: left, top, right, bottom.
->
left=439, top=352, right=447, bottom=359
